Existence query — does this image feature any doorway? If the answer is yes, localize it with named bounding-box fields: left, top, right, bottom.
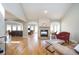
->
left=27, top=22, right=38, bottom=38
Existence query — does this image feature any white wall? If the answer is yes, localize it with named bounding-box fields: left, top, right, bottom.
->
left=2, top=3, right=26, bottom=21
left=0, top=14, right=5, bottom=53
left=0, top=4, right=5, bottom=36
left=61, top=4, right=79, bottom=42
left=0, top=12, right=5, bottom=36
left=0, top=4, right=5, bottom=54
left=39, top=18, right=50, bottom=27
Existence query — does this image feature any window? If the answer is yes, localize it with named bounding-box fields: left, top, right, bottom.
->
left=12, top=25, right=17, bottom=31
left=28, top=25, right=30, bottom=29
left=30, top=26, right=34, bottom=31
left=7, top=25, right=11, bottom=31
left=50, top=22, right=60, bottom=33
left=28, top=24, right=38, bottom=34
left=17, top=25, right=22, bottom=31
left=6, top=21, right=23, bottom=31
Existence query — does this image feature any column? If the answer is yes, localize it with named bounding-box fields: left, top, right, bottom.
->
left=23, top=21, right=28, bottom=38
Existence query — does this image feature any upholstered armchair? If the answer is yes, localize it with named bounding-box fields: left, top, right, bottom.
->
left=56, top=32, right=70, bottom=43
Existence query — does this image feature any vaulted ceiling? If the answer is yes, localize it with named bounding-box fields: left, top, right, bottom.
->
left=21, top=3, right=72, bottom=20
left=4, top=3, right=73, bottom=21
left=5, top=11, right=18, bottom=20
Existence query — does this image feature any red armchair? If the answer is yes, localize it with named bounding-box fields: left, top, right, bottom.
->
left=56, top=32, right=70, bottom=43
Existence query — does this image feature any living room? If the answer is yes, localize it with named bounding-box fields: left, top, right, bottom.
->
left=0, top=3, right=79, bottom=55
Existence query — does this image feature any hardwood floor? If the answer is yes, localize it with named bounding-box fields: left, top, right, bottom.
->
left=6, top=33, right=73, bottom=55
left=6, top=34, right=53, bottom=55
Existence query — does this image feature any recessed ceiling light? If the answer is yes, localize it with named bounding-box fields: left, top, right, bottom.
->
left=44, top=10, right=48, bottom=14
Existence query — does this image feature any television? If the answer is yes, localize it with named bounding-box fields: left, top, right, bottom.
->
left=40, top=30, right=48, bottom=37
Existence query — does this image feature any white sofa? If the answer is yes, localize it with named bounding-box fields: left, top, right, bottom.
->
left=45, top=39, right=78, bottom=55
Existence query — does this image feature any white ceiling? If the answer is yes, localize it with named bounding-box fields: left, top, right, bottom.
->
left=5, top=11, right=18, bottom=20
left=21, top=3, right=72, bottom=20
left=5, top=3, right=73, bottom=21
left=5, top=11, right=24, bottom=22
